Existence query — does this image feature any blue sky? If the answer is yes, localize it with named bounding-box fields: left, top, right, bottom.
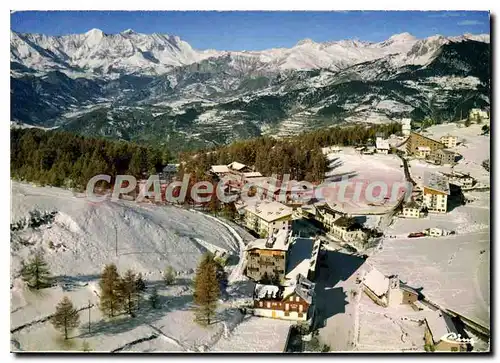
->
left=11, top=11, right=490, bottom=51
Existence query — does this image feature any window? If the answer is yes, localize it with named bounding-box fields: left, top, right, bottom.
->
left=267, top=302, right=271, bottom=308
left=259, top=301, right=263, bottom=307
left=290, top=296, right=293, bottom=301
left=285, top=303, right=289, bottom=311
left=451, top=347, right=458, bottom=352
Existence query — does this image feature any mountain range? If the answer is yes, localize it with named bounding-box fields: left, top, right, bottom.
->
left=11, top=30, right=490, bottom=151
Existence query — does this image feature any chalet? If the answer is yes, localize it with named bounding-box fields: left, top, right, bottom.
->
left=423, top=173, right=450, bottom=213
left=431, top=149, right=456, bottom=166
left=376, top=137, right=390, bottom=154
left=402, top=200, right=425, bottom=218
left=424, top=310, right=471, bottom=352
left=245, top=229, right=291, bottom=283
left=228, top=161, right=252, bottom=174
left=362, top=267, right=420, bottom=308
left=439, top=134, right=458, bottom=148
left=243, top=200, right=293, bottom=237
left=440, top=171, right=476, bottom=189
left=210, top=165, right=230, bottom=177
left=253, top=274, right=316, bottom=322
left=406, top=132, right=445, bottom=156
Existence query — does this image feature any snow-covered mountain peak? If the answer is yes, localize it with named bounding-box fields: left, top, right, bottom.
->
left=121, top=28, right=136, bottom=35
left=295, top=38, right=316, bottom=46
left=86, top=28, right=104, bottom=36
left=10, top=30, right=490, bottom=76
left=387, top=32, right=417, bottom=43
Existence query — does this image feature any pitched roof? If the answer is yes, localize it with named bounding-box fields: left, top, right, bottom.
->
left=162, top=164, right=178, bottom=173
left=363, top=267, right=389, bottom=297
left=425, top=310, right=458, bottom=343
left=211, top=165, right=230, bottom=174
left=227, top=161, right=247, bottom=171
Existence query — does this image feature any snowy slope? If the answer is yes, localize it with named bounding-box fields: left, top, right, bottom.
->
left=11, top=182, right=239, bottom=278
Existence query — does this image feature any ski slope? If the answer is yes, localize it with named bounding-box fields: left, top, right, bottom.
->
left=11, top=181, right=240, bottom=279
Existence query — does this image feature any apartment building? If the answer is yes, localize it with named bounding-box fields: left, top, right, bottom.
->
left=245, top=229, right=291, bottom=283
left=243, top=200, right=293, bottom=237
left=406, top=132, right=445, bottom=156
left=439, top=134, right=458, bottom=148
left=423, top=173, right=450, bottom=213
left=431, top=149, right=456, bottom=166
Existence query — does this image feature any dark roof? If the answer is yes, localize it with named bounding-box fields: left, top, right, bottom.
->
left=162, top=164, right=178, bottom=173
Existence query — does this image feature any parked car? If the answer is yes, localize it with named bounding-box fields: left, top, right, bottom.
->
left=408, top=232, right=426, bottom=238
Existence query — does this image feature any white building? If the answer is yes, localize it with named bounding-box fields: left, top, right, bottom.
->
left=441, top=171, right=476, bottom=189
left=243, top=200, right=293, bottom=237
left=362, top=269, right=402, bottom=307
left=210, top=165, right=230, bottom=176
left=416, top=146, right=431, bottom=159
left=402, top=201, right=425, bottom=218
left=376, top=137, right=390, bottom=154
left=439, top=134, right=458, bottom=148
left=328, top=216, right=367, bottom=243
left=423, top=173, right=450, bottom=214
left=401, top=118, right=412, bottom=137
left=469, top=108, right=489, bottom=121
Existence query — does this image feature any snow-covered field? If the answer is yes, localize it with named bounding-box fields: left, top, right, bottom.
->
left=316, top=122, right=490, bottom=351
left=10, top=181, right=268, bottom=352
left=323, top=147, right=406, bottom=214
left=368, top=122, right=490, bottom=329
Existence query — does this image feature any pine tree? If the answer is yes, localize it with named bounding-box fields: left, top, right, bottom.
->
left=193, top=253, right=220, bottom=326
left=51, top=296, right=80, bottom=340
left=149, top=287, right=160, bottom=309
left=20, top=252, right=52, bottom=290
left=136, top=273, right=146, bottom=292
left=163, top=266, right=176, bottom=285
left=119, top=269, right=139, bottom=317
left=99, top=264, right=123, bottom=318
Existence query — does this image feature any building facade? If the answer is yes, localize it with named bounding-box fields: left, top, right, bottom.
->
left=245, top=231, right=290, bottom=283
left=406, top=132, right=445, bottom=156
left=431, top=149, right=456, bottom=165
left=416, top=146, right=431, bottom=159
left=244, top=201, right=293, bottom=237
left=252, top=274, right=315, bottom=321
left=439, top=135, right=458, bottom=148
